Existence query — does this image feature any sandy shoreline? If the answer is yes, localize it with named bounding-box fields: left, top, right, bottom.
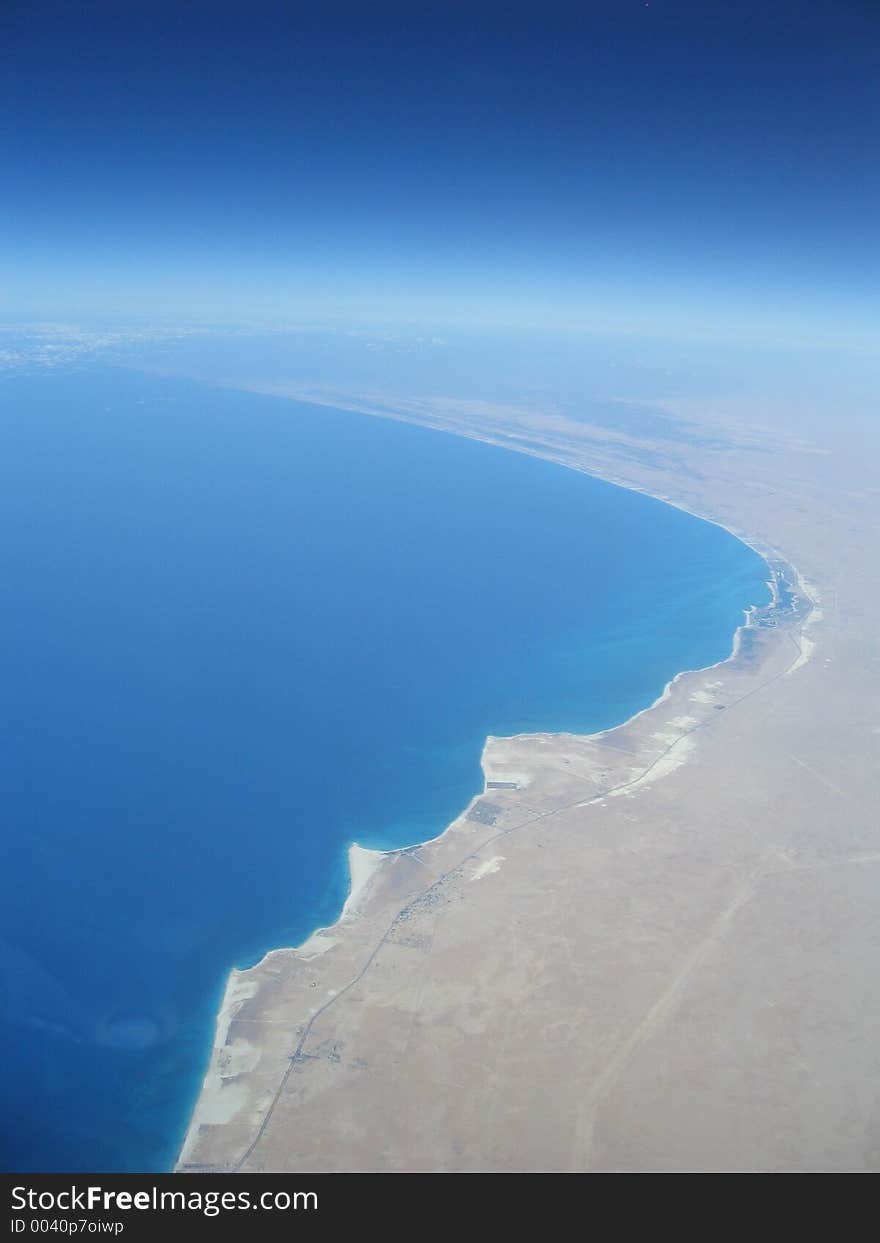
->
left=175, top=397, right=821, bottom=1171
left=187, top=548, right=802, bottom=1028
left=176, top=383, right=880, bottom=1172
left=177, top=596, right=811, bottom=1169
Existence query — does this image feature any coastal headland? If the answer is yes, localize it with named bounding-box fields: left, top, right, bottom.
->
left=178, top=392, right=880, bottom=1172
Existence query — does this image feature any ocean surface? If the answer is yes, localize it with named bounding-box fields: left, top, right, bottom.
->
left=0, top=368, right=770, bottom=1171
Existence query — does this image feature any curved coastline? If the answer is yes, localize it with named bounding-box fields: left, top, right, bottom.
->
left=176, top=423, right=819, bottom=1171
left=238, top=549, right=809, bottom=968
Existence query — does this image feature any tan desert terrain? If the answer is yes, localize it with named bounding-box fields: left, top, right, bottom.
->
left=178, top=392, right=880, bottom=1172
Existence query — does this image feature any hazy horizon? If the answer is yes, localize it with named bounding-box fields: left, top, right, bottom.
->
left=2, top=1, right=877, bottom=353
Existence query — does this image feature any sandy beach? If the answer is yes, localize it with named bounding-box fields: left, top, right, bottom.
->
left=178, top=392, right=880, bottom=1172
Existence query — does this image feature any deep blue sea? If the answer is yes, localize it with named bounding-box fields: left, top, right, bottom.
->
left=0, top=368, right=770, bottom=1171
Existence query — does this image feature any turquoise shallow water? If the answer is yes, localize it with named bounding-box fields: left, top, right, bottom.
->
left=0, top=368, right=770, bottom=1171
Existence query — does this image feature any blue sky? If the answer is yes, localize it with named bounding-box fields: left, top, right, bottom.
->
left=1, top=1, right=877, bottom=346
